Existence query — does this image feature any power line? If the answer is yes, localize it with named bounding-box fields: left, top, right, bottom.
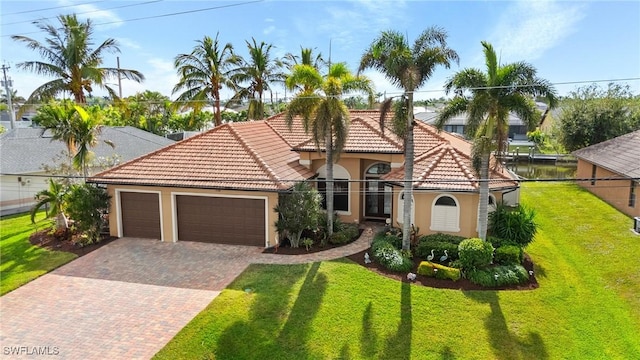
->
left=1, top=1, right=165, bottom=27
left=1, top=0, right=264, bottom=38
left=0, top=0, right=107, bottom=17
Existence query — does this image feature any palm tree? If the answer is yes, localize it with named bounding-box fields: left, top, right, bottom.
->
left=31, top=178, right=69, bottom=229
left=34, top=100, right=106, bottom=179
left=359, top=28, right=459, bottom=250
left=282, top=47, right=327, bottom=95
left=435, top=41, right=557, bottom=240
left=12, top=14, right=144, bottom=104
left=286, top=62, right=374, bottom=242
left=230, top=38, right=284, bottom=120
left=173, top=33, right=239, bottom=127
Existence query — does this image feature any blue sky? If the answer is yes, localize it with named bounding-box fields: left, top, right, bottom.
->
left=1, top=0, right=639, bottom=102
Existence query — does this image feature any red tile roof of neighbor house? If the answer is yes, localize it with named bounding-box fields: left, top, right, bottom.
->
left=90, top=110, right=518, bottom=191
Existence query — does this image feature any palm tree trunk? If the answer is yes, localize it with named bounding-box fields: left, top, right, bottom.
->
left=477, top=152, right=490, bottom=240
left=325, top=131, right=334, bottom=245
left=213, top=87, right=222, bottom=127
left=402, top=92, right=415, bottom=251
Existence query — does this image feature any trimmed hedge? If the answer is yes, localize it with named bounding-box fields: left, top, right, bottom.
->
left=466, top=265, right=529, bottom=287
left=418, top=233, right=466, bottom=245
left=494, top=245, right=524, bottom=265
left=415, top=241, right=458, bottom=262
left=328, top=223, right=360, bottom=245
left=417, top=261, right=461, bottom=281
left=371, top=238, right=413, bottom=273
left=458, top=238, right=494, bottom=271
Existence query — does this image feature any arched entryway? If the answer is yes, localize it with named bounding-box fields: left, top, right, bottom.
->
left=364, top=162, right=392, bottom=219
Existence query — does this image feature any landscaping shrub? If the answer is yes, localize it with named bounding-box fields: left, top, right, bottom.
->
left=328, top=231, right=350, bottom=245
left=341, top=223, right=360, bottom=241
left=417, top=261, right=461, bottom=281
left=494, top=245, right=524, bottom=265
left=489, top=203, right=537, bottom=247
left=466, top=265, right=529, bottom=287
left=373, top=228, right=403, bottom=249
left=415, top=241, right=459, bottom=262
left=65, top=183, right=110, bottom=245
left=418, top=233, right=466, bottom=245
left=274, top=182, right=322, bottom=248
left=487, top=236, right=518, bottom=248
left=372, top=240, right=413, bottom=273
left=458, top=238, right=494, bottom=271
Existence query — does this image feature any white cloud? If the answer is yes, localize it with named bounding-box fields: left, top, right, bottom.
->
left=71, top=3, right=124, bottom=29
left=115, top=38, right=141, bottom=50
left=488, top=0, right=585, bottom=63
left=263, top=25, right=276, bottom=35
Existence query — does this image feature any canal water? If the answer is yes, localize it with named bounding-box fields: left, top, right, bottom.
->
left=507, top=162, right=577, bottom=180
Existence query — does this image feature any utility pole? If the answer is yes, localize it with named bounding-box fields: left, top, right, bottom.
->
left=116, top=57, right=123, bottom=98
left=1, top=64, right=16, bottom=129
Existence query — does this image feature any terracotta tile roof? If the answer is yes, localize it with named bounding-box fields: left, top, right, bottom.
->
left=291, top=112, right=404, bottom=153
left=89, top=121, right=315, bottom=191
left=90, top=109, right=518, bottom=192
left=383, top=143, right=518, bottom=191
left=572, top=129, right=640, bottom=178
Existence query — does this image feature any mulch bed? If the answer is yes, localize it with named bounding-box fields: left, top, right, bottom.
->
left=262, top=229, right=365, bottom=255
left=29, top=229, right=118, bottom=257
left=346, top=250, right=539, bottom=291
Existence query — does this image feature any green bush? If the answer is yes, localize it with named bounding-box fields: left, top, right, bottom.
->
left=373, top=228, right=402, bottom=249
left=341, top=223, right=360, bottom=241
left=372, top=240, right=413, bottom=273
left=458, top=238, right=494, bottom=271
left=415, top=241, right=458, bottom=262
left=418, top=233, right=466, bottom=245
left=489, top=203, right=537, bottom=247
left=417, top=261, right=461, bottom=281
left=466, top=265, right=529, bottom=287
left=328, top=231, right=350, bottom=245
left=495, top=245, right=524, bottom=265
left=65, top=183, right=111, bottom=245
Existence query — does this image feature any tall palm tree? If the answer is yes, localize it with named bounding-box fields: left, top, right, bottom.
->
left=435, top=41, right=557, bottom=240
left=72, top=106, right=104, bottom=179
left=282, top=47, right=327, bottom=95
left=359, top=27, right=459, bottom=250
left=231, top=38, right=284, bottom=120
left=173, top=33, right=239, bottom=127
left=12, top=14, right=144, bottom=104
left=286, top=62, right=374, bottom=241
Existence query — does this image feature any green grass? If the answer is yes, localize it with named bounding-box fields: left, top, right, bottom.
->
left=155, top=182, right=640, bottom=359
left=0, top=212, right=77, bottom=295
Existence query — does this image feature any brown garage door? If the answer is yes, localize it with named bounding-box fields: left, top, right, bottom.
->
left=176, top=195, right=265, bottom=246
left=120, top=192, right=161, bottom=239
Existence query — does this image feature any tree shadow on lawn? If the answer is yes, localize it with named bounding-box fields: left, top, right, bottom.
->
left=215, top=262, right=327, bottom=359
left=379, top=281, right=412, bottom=360
left=463, top=291, right=548, bottom=360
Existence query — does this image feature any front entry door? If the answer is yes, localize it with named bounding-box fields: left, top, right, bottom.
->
left=365, top=179, right=392, bottom=218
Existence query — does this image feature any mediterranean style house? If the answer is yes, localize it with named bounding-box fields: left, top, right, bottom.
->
left=573, top=129, right=640, bottom=219
left=89, top=110, right=520, bottom=247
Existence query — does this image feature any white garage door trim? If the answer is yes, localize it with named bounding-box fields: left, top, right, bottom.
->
left=171, top=192, right=269, bottom=247
left=115, top=189, right=164, bottom=241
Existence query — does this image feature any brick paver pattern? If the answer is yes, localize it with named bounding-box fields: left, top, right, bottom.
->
left=0, top=223, right=378, bottom=360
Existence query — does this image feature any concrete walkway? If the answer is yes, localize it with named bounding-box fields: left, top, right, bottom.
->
left=0, top=223, right=379, bottom=360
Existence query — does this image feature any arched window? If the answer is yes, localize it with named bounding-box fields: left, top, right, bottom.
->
left=431, top=194, right=460, bottom=232
left=396, top=190, right=415, bottom=225
left=366, top=163, right=391, bottom=175
left=316, top=164, right=350, bottom=213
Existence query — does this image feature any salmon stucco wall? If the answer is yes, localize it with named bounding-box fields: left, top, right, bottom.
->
left=576, top=159, right=639, bottom=218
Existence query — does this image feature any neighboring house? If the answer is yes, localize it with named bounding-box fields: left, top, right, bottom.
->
left=417, top=102, right=548, bottom=141
left=572, top=129, right=640, bottom=218
left=90, top=110, right=519, bottom=247
left=0, top=126, right=174, bottom=216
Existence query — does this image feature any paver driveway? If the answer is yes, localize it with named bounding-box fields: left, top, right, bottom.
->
left=0, top=238, right=262, bottom=360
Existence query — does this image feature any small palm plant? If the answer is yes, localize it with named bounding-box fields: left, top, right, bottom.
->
left=31, top=179, right=69, bottom=230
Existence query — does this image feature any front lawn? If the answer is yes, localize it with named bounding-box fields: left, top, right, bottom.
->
left=155, top=182, right=640, bottom=359
left=0, top=212, right=77, bottom=295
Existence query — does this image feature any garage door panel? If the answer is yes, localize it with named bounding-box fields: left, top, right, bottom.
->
left=176, top=195, right=265, bottom=246
left=120, top=192, right=161, bottom=239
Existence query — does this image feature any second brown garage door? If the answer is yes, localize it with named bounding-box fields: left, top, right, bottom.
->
left=120, top=192, right=161, bottom=239
left=176, top=195, right=265, bottom=246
